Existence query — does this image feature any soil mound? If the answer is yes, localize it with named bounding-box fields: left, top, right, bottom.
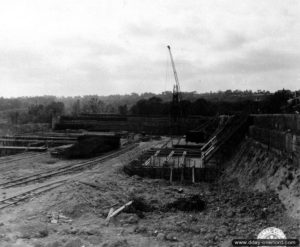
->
left=164, top=195, right=206, bottom=212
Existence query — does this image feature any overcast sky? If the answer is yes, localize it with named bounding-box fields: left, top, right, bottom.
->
left=0, top=0, right=299, bottom=97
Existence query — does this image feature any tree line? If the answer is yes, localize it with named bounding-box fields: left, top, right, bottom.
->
left=131, top=89, right=298, bottom=116
left=0, top=89, right=298, bottom=124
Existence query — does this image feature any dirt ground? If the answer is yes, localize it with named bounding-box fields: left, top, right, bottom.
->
left=0, top=140, right=299, bottom=247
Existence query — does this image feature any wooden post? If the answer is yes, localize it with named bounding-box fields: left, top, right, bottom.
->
left=170, top=165, right=173, bottom=183
left=179, top=151, right=187, bottom=167
left=179, top=151, right=187, bottom=183
left=199, top=158, right=203, bottom=168
left=106, top=201, right=133, bottom=225
left=180, top=165, right=184, bottom=183
left=192, top=165, right=195, bottom=183
left=153, top=150, right=160, bottom=167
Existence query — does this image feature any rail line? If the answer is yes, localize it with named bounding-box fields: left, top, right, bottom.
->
left=0, top=152, right=47, bottom=165
left=0, top=140, right=170, bottom=210
left=0, top=151, right=36, bottom=161
left=0, top=143, right=138, bottom=189
left=0, top=180, right=66, bottom=210
left=0, top=152, right=32, bottom=161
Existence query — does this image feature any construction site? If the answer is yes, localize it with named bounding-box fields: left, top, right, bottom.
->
left=0, top=46, right=299, bottom=247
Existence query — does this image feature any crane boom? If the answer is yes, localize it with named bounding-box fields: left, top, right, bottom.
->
left=167, top=45, right=182, bottom=122
left=167, top=45, right=181, bottom=98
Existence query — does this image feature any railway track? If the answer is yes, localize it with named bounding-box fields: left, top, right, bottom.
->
left=0, top=143, right=138, bottom=189
left=0, top=143, right=140, bottom=211
left=0, top=152, right=31, bottom=161
left=0, top=152, right=47, bottom=165
left=0, top=180, right=66, bottom=210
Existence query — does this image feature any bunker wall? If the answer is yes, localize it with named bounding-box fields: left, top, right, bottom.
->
left=249, top=115, right=300, bottom=164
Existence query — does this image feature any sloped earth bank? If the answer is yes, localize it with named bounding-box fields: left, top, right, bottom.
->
left=223, top=138, right=300, bottom=219
left=0, top=142, right=299, bottom=247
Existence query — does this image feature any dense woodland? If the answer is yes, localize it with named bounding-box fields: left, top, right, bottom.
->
left=0, top=89, right=298, bottom=124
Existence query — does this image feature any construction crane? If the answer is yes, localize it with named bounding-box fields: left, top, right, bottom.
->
left=167, top=45, right=181, bottom=121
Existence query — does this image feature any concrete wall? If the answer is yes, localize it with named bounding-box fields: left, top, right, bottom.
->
left=249, top=114, right=300, bottom=164
left=251, top=114, right=300, bottom=133
left=124, top=166, right=218, bottom=182
left=55, top=114, right=210, bottom=134
left=0, top=123, right=50, bottom=136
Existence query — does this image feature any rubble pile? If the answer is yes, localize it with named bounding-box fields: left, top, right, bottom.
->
left=207, top=182, right=285, bottom=220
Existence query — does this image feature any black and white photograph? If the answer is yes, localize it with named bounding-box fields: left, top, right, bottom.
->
left=0, top=0, right=299, bottom=246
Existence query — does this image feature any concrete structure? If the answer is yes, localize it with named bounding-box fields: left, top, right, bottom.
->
left=54, top=114, right=211, bottom=135
left=250, top=114, right=300, bottom=165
